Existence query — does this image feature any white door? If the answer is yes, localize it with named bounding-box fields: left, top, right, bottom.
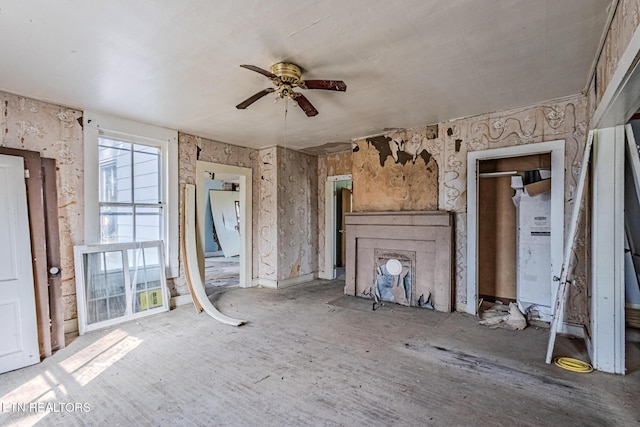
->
left=0, top=154, right=39, bottom=374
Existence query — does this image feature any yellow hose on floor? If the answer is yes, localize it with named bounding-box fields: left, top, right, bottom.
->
left=553, top=357, right=593, bottom=373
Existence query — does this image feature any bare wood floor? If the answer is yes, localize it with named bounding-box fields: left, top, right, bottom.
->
left=1, top=279, right=639, bottom=426
left=204, top=254, right=240, bottom=289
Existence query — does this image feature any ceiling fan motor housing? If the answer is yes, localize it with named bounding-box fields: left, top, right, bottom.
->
left=271, top=62, right=301, bottom=83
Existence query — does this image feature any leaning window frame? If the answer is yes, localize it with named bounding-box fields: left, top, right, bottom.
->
left=74, top=240, right=169, bottom=335
left=83, top=112, right=179, bottom=278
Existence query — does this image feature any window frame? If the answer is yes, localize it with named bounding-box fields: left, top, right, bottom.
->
left=74, top=240, right=169, bottom=335
left=84, top=112, right=179, bottom=278
left=98, top=135, right=164, bottom=243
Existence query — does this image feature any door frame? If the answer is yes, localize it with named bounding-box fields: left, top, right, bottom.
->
left=195, top=161, right=252, bottom=288
left=466, top=140, right=565, bottom=317
left=320, top=174, right=352, bottom=280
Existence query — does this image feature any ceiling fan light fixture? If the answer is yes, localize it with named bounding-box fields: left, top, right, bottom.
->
left=236, top=62, right=345, bottom=117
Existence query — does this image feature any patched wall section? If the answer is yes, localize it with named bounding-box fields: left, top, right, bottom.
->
left=277, top=147, right=318, bottom=281
left=0, top=92, right=84, bottom=323
left=352, top=126, right=440, bottom=212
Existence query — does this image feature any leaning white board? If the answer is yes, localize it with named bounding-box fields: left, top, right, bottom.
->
left=184, top=184, right=246, bottom=327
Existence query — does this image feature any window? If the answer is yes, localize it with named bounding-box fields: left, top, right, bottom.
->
left=74, top=241, right=169, bottom=335
left=98, top=137, right=162, bottom=243
left=84, top=113, right=178, bottom=278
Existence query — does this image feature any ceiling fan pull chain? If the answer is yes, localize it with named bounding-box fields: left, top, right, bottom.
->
left=284, top=96, right=288, bottom=167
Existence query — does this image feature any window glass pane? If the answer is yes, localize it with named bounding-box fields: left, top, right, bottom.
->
left=128, top=247, right=147, bottom=290
left=84, top=251, right=126, bottom=325
left=143, top=247, right=161, bottom=290
left=99, top=137, right=132, bottom=203
left=133, top=144, right=160, bottom=203
left=100, top=206, right=134, bottom=243
left=135, top=206, right=162, bottom=241
left=98, top=138, right=163, bottom=246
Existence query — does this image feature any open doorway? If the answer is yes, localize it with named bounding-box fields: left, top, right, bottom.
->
left=477, top=153, right=553, bottom=321
left=195, top=161, right=252, bottom=297
left=321, top=175, right=352, bottom=280
left=202, top=174, right=241, bottom=292
left=334, top=179, right=352, bottom=280
left=467, top=141, right=565, bottom=325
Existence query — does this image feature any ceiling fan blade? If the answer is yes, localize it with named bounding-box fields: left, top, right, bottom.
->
left=239, top=64, right=278, bottom=79
left=236, top=88, right=275, bottom=110
left=301, top=80, right=347, bottom=91
left=293, top=93, right=319, bottom=117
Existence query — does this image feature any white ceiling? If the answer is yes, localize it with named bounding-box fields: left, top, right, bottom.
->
left=0, top=0, right=612, bottom=152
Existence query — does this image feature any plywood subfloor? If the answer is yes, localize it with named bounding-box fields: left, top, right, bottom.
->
left=1, top=279, right=638, bottom=426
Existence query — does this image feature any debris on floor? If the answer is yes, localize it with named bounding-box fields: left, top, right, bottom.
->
left=478, top=301, right=527, bottom=330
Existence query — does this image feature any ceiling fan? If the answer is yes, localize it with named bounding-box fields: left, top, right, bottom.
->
left=235, top=62, right=347, bottom=117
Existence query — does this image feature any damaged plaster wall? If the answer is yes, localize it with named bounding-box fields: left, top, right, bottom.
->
left=0, top=91, right=83, bottom=324
left=176, top=133, right=260, bottom=295
left=594, top=0, right=640, bottom=106
left=177, top=139, right=316, bottom=288
left=257, top=146, right=278, bottom=283
left=276, top=147, right=318, bottom=281
left=348, top=95, right=591, bottom=325
left=352, top=126, right=440, bottom=212
left=317, top=151, right=352, bottom=278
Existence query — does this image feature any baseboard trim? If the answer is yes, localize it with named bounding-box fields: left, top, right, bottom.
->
left=64, top=319, right=78, bottom=334
left=170, top=294, right=194, bottom=308
left=277, top=273, right=317, bottom=289
left=252, top=273, right=317, bottom=289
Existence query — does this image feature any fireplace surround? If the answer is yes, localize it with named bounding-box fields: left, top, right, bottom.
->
left=344, top=211, right=454, bottom=312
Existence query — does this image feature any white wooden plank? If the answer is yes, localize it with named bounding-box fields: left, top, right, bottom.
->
left=589, top=126, right=626, bottom=374
left=184, top=184, right=247, bottom=327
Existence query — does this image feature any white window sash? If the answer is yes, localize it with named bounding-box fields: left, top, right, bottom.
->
left=84, top=112, right=179, bottom=278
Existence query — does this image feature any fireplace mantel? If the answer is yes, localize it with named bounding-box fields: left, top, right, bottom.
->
left=344, top=211, right=454, bottom=312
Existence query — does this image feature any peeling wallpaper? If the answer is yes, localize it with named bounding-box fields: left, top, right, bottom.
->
left=343, top=95, right=590, bottom=323
left=0, top=92, right=83, bottom=322
left=277, top=147, right=318, bottom=281
left=7, top=0, right=638, bottom=326
left=352, top=131, right=439, bottom=212
left=595, top=0, right=640, bottom=105
left=317, top=151, right=352, bottom=277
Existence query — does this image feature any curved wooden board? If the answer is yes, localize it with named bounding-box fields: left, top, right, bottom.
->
left=184, top=184, right=247, bottom=326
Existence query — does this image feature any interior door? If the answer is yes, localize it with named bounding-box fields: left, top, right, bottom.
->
left=0, top=154, right=39, bottom=373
